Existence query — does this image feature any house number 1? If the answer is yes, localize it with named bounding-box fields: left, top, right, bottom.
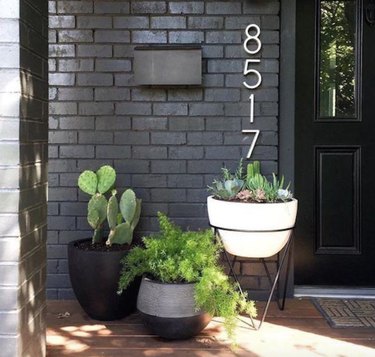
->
left=242, top=24, right=262, bottom=159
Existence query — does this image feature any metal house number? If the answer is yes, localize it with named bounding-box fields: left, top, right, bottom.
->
left=242, top=24, right=262, bottom=159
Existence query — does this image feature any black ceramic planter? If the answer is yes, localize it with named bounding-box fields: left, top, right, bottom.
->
left=68, top=238, right=140, bottom=321
left=137, top=277, right=211, bottom=340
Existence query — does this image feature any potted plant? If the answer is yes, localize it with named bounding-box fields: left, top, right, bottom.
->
left=207, top=160, right=298, bottom=258
left=68, top=165, right=142, bottom=320
left=117, top=212, right=257, bottom=341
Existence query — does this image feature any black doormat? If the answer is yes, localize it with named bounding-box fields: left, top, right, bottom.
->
left=312, top=298, right=375, bottom=328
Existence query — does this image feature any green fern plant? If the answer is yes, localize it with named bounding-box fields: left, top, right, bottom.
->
left=118, top=212, right=257, bottom=341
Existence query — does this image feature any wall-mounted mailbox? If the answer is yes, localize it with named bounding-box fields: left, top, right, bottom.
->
left=134, top=45, right=202, bottom=86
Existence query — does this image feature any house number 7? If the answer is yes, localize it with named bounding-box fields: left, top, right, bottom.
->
left=242, top=24, right=262, bottom=159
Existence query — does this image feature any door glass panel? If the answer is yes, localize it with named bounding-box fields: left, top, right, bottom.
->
left=319, top=0, right=357, bottom=119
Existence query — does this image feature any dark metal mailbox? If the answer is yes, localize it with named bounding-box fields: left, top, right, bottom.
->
left=134, top=45, right=202, bottom=86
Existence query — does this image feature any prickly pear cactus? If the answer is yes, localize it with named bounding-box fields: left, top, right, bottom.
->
left=78, top=164, right=142, bottom=246
left=96, top=165, right=116, bottom=194
left=78, top=170, right=98, bottom=195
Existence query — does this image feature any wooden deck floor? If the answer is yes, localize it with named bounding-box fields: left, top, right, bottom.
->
left=47, top=299, right=375, bottom=357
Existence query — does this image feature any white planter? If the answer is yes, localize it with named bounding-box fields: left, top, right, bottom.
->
left=207, top=196, right=298, bottom=258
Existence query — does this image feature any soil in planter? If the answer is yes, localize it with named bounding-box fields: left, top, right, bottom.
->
left=212, top=196, right=292, bottom=204
left=75, top=240, right=131, bottom=252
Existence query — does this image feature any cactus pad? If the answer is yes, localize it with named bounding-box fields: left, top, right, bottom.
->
left=88, top=194, right=107, bottom=226
left=87, top=207, right=100, bottom=229
left=120, top=189, right=137, bottom=222
left=107, top=194, right=119, bottom=230
left=78, top=170, right=97, bottom=195
left=96, top=165, right=116, bottom=194
left=107, top=222, right=132, bottom=246
left=130, top=199, right=142, bottom=231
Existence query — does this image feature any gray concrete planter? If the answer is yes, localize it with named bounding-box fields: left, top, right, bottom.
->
left=137, top=277, right=211, bottom=339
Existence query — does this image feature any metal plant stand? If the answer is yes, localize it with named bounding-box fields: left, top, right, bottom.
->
left=211, top=225, right=294, bottom=330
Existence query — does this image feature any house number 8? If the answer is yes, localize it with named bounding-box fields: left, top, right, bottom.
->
left=243, top=24, right=262, bottom=55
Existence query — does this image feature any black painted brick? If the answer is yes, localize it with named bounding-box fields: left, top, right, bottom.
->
left=57, top=1, right=93, bottom=14
left=48, top=0, right=281, bottom=297
left=151, top=160, right=186, bottom=174
left=131, top=1, right=167, bottom=14
left=94, top=1, right=130, bottom=14
left=169, top=2, right=204, bottom=14
left=151, top=188, right=186, bottom=202
left=132, top=116, right=168, bottom=131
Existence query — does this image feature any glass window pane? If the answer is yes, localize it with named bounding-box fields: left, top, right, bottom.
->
left=319, top=0, right=357, bottom=119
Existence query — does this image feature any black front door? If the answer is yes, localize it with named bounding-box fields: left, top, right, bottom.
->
left=295, top=0, right=375, bottom=286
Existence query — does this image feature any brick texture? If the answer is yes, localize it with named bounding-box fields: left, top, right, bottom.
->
left=48, top=0, right=281, bottom=298
left=0, top=0, right=48, bottom=356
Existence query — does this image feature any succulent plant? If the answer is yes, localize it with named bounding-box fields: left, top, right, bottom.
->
left=207, top=160, right=245, bottom=200
left=208, top=178, right=244, bottom=200
left=209, top=160, right=293, bottom=203
left=78, top=165, right=141, bottom=245
left=277, top=188, right=293, bottom=201
left=78, top=166, right=115, bottom=243
left=247, top=161, right=261, bottom=179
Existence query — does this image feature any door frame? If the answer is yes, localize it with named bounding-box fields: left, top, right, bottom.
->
left=282, top=0, right=374, bottom=295
left=280, top=0, right=296, bottom=196
left=279, top=0, right=297, bottom=295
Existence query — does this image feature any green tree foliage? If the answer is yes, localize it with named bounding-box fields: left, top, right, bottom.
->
left=320, top=1, right=356, bottom=117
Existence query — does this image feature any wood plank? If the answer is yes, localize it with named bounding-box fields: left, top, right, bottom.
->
left=47, top=348, right=240, bottom=357
left=47, top=321, right=225, bottom=338
left=47, top=335, right=226, bottom=349
left=47, top=299, right=375, bottom=357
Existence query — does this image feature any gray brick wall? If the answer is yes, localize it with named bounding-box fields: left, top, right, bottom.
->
left=48, top=0, right=280, bottom=298
left=0, top=0, right=48, bottom=355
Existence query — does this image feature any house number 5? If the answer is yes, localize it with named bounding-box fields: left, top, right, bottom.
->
left=242, top=24, right=262, bottom=159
